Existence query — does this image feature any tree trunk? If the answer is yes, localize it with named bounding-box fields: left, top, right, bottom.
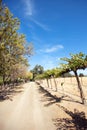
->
left=50, top=78, right=52, bottom=89
left=53, top=77, right=57, bottom=91
left=46, top=78, right=49, bottom=88
left=74, top=71, right=85, bottom=104
left=2, top=75, right=5, bottom=87
left=81, top=76, right=83, bottom=86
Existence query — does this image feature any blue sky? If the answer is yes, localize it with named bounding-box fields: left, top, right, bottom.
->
left=3, top=0, right=87, bottom=72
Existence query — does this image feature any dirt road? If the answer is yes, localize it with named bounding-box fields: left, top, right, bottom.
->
left=0, top=82, right=58, bottom=130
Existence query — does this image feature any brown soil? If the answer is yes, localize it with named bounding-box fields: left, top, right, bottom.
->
left=0, top=79, right=87, bottom=130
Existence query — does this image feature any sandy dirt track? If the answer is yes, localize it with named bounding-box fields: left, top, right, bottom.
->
left=0, top=81, right=87, bottom=130
left=0, top=82, right=57, bottom=130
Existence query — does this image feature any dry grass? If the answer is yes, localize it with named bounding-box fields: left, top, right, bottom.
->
left=39, top=77, right=87, bottom=115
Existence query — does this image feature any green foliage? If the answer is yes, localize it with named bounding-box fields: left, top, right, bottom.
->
left=60, top=52, right=87, bottom=104
left=35, top=74, right=44, bottom=80
left=0, top=2, right=33, bottom=84
left=0, top=76, right=3, bottom=85
left=61, top=72, right=72, bottom=77
left=31, top=65, right=44, bottom=79
left=60, top=52, right=87, bottom=72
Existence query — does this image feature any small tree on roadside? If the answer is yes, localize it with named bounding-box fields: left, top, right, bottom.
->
left=79, top=73, right=84, bottom=86
left=60, top=52, right=87, bottom=104
left=43, top=70, right=51, bottom=88
left=48, top=69, right=58, bottom=91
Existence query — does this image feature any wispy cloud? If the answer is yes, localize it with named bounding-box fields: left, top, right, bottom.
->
left=45, top=45, right=64, bottom=53
left=23, top=0, right=34, bottom=16
left=40, top=45, right=64, bottom=53
left=30, top=18, right=50, bottom=31
left=22, top=0, right=50, bottom=31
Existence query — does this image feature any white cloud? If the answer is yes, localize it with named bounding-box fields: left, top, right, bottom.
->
left=30, top=18, right=50, bottom=31
left=40, top=45, right=64, bottom=53
left=23, top=0, right=34, bottom=16
left=77, top=69, right=87, bottom=75
left=22, top=0, right=50, bottom=31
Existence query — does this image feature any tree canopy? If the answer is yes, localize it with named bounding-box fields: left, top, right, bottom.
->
left=60, top=52, right=87, bottom=73
left=31, top=65, right=44, bottom=79
left=0, top=1, right=33, bottom=84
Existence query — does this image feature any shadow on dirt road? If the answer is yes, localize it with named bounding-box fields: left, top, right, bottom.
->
left=38, top=85, right=87, bottom=130
left=38, top=86, right=65, bottom=106
left=0, top=86, right=24, bottom=102
left=38, top=85, right=81, bottom=107
left=53, top=105, right=87, bottom=130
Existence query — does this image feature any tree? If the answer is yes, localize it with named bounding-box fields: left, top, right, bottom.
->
left=10, top=64, right=28, bottom=82
left=60, top=52, right=87, bottom=104
left=41, top=69, right=57, bottom=90
left=43, top=70, right=50, bottom=88
left=0, top=1, right=33, bottom=86
left=79, top=73, right=84, bottom=77
left=46, top=69, right=58, bottom=91
left=25, top=71, right=33, bottom=81
left=31, top=65, right=44, bottom=79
